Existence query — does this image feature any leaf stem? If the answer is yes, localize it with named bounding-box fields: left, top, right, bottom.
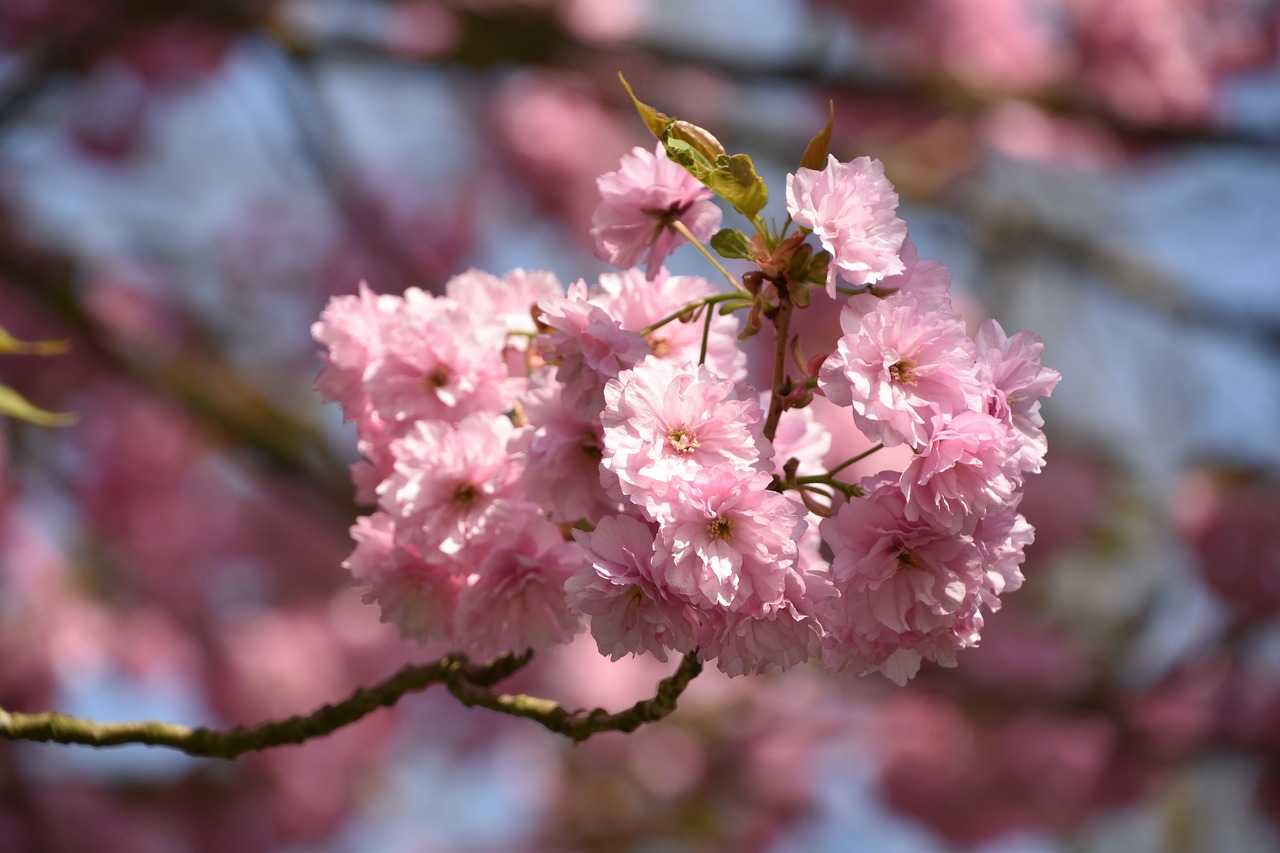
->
left=671, top=220, right=748, bottom=294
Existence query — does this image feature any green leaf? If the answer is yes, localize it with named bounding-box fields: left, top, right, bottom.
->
left=0, top=383, right=76, bottom=427
left=715, top=153, right=769, bottom=220
left=0, top=323, right=70, bottom=356
left=709, top=229, right=754, bottom=260
left=666, top=140, right=769, bottom=221
left=618, top=73, right=672, bottom=139
left=799, top=101, right=835, bottom=172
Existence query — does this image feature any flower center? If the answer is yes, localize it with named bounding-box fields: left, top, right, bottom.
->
left=451, top=482, right=479, bottom=507
left=893, top=542, right=920, bottom=572
left=647, top=335, right=671, bottom=357
left=889, top=358, right=918, bottom=386
left=426, top=364, right=452, bottom=389
left=707, top=516, right=734, bottom=541
left=667, top=426, right=700, bottom=454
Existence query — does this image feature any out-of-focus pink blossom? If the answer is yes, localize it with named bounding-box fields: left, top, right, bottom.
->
left=872, top=694, right=1116, bottom=845
left=1174, top=467, right=1280, bottom=619
left=591, top=143, right=723, bottom=278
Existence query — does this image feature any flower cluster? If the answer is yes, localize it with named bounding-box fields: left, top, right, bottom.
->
left=314, top=114, right=1058, bottom=683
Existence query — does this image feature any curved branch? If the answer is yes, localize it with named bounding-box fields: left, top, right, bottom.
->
left=446, top=651, right=704, bottom=742
left=0, top=649, right=706, bottom=755
left=0, top=652, right=531, bottom=759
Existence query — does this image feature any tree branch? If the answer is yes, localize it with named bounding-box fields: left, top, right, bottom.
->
left=0, top=649, right=705, bottom=756
left=0, top=652, right=528, bottom=759
left=446, top=650, right=703, bottom=742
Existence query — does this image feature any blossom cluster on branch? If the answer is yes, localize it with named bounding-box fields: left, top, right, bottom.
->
left=313, top=84, right=1059, bottom=686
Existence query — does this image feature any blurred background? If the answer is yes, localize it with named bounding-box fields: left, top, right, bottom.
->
left=2, top=1, right=1280, bottom=850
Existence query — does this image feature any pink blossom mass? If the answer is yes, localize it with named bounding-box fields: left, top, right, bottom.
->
left=310, top=125, right=1057, bottom=685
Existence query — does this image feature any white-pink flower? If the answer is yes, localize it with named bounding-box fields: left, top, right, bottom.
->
left=972, top=503, right=1034, bottom=610
left=786, top=154, right=908, bottom=296
left=312, top=282, right=400, bottom=422
left=515, top=369, right=622, bottom=525
left=698, top=569, right=835, bottom=676
left=377, top=413, right=523, bottom=555
left=591, top=143, right=723, bottom=278
left=976, top=319, right=1060, bottom=475
left=364, top=290, right=519, bottom=426
left=537, top=281, right=650, bottom=419
left=819, top=291, right=981, bottom=448
left=900, top=410, right=1020, bottom=534
left=821, top=479, right=987, bottom=683
left=652, top=468, right=803, bottom=614
left=344, top=512, right=465, bottom=643
left=594, top=268, right=746, bottom=381
left=600, top=356, right=768, bottom=515
left=446, top=267, right=562, bottom=346
left=454, top=510, right=584, bottom=655
left=567, top=513, right=701, bottom=662
left=841, top=238, right=954, bottom=318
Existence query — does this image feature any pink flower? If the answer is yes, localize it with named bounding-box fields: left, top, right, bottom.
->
left=453, top=510, right=584, bottom=655
left=652, top=468, right=803, bottom=614
left=363, top=289, right=519, bottom=426
left=976, top=319, right=1060, bottom=475
left=537, top=281, right=650, bottom=419
left=698, top=569, right=836, bottom=676
left=344, top=512, right=464, bottom=643
left=312, top=282, right=399, bottom=421
left=972, top=504, right=1034, bottom=610
left=821, top=479, right=987, bottom=683
left=843, top=238, right=953, bottom=318
left=770, top=403, right=832, bottom=478
left=600, top=356, right=768, bottom=515
left=514, top=369, right=622, bottom=525
left=786, top=154, right=908, bottom=296
left=445, top=266, right=562, bottom=345
left=594, top=268, right=746, bottom=381
left=900, top=410, right=1020, bottom=534
left=377, top=413, right=523, bottom=555
left=567, top=513, right=701, bottom=662
left=819, top=291, right=981, bottom=448
left=591, top=143, right=723, bottom=278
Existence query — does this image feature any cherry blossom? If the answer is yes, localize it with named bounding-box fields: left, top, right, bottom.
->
left=786, top=154, right=909, bottom=296
left=591, top=143, right=723, bottom=278
left=819, top=291, right=982, bottom=448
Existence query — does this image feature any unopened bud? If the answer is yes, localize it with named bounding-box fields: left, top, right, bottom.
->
left=668, top=120, right=725, bottom=162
